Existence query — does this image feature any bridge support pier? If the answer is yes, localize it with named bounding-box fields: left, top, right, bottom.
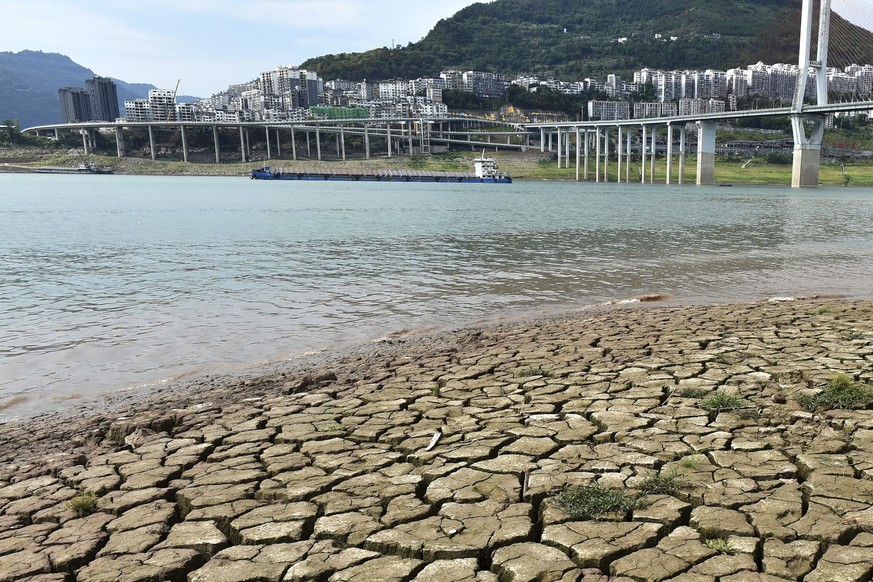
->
left=149, top=126, right=156, bottom=161
left=575, top=127, right=581, bottom=181
left=696, top=121, right=717, bottom=185
left=341, top=126, right=346, bottom=160
left=604, top=128, right=610, bottom=183
left=677, top=125, right=685, bottom=185
left=666, top=125, right=673, bottom=185
left=583, top=129, right=589, bottom=180
left=239, top=126, right=246, bottom=162
left=81, top=130, right=89, bottom=155
left=213, top=126, right=220, bottom=164
left=364, top=126, right=370, bottom=159
left=276, top=129, right=281, bottom=158
left=180, top=125, right=189, bottom=163
left=557, top=128, right=562, bottom=170
left=265, top=127, right=272, bottom=160
left=115, top=126, right=125, bottom=158
left=627, top=128, right=632, bottom=182
left=316, top=129, right=322, bottom=161
left=791, top=114, right=825, bottom=187
left=595, top=128, right=602, bottom=183
left=679, top=126, right=686, bottom=185
left=650, top=127, right=656, bottom=183
left=641, top=126, right=647, bottom=184
left=617, top=126, right=623, bottom=183
left=387, top=124, right=392, bottom=157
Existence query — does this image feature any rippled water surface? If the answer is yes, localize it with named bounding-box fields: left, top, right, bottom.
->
left=2, top=174, right=873, bottom=419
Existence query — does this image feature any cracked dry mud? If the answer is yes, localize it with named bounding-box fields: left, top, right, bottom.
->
left=2, top=300, right=873, bottom=582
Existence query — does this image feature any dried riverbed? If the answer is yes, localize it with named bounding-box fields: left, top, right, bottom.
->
left=2, top=300, right=873, bottom=581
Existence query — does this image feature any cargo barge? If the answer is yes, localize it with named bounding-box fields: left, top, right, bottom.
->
left=250, top=154, right=511, bottom=184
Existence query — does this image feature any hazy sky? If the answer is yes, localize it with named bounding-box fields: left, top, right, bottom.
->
left=1, top=0, right=486, bottom=97
left=4, top=0, right=872, bottom=98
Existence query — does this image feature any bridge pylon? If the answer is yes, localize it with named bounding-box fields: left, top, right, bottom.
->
left=791, top=0, right=831, bottom=187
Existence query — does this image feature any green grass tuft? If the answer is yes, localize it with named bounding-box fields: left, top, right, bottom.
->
left=639, top=472, right=680, bottom=496
left=797, top=373, right=872, bottom=412
left=552, top=483, right=646, bottom=520
left=700, top=391, right=745, bottom=411
left=704, top=538, right=736, bottom=555
left=679, top=457, right=700, bottom=469
left=68, top=492, right=98, bottom=516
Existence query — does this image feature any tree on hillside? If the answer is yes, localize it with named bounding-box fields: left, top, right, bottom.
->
left=2, top=120, right=20, bottom=145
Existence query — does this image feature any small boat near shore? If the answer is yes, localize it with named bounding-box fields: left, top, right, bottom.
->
left=33, top=163, right=113, bottom=175
left=250, top=153, right=512, bottom=184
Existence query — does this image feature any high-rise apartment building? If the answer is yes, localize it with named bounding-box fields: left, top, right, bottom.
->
left=58, top=87, right=92, bottom=123
left=85, top=76, right=120, bottom=122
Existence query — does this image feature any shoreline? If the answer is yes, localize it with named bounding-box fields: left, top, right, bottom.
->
left=5, top=147, right=873, bottom=185
left=3, top=297, right=873, bottom=580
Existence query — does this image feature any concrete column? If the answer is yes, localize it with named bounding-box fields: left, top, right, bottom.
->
left=149, top=125, right=156, bottom=161
left=626, top=128, right=632, bottom=183
left=340, top=126, right=346, bottom=160
left=540, top=128, right=545, bottom=152
left=557, top=128, right=562, bottom=170
left=82, top=130, right=89, bottom=155
left=595, top=127, right=602, bottom=183
left=583, top=129, right=589, bottom=180
left=54, top=128, right=59, bottom=140
left=604, top=128, right=610, bottom=183
left=213, top=125, right=220, bottom=164
left=566, top=131, right=571, bottom=168
left=666, top=125, right=674, bottom=185
left=291, top=127, right=297, bottom=161
left=791, top=114, right=825, bottom=187
left=115, top=126, right=125, bottom=158
left=180, top=125, right=189, bottom=163
left=641, top=126, right=647, bottom=183
left=650, top=127, right=656, bottom=184
left=408, top=122, right=414, bottom=156
left=548, top=131, right=553, bottom=152
left=276, top=129, right=281, bottom=158
left=617, top=127, right=623, bottom=183
left=306, top=130, right=311, bottom=158
left=364, top=126, right=370, bottom=159
left=245, top=129, right=251, bottom=161
left=387, top=124, right=392, bottom=157
left=265, top=127, right=272, bottom=160
left=335, top=132, right=341, bottom=158
left=679, top=126, right=686, bottom=185
left=575, top=127, right=581, bottom=181
left=239, top=126, right=246, bottom=162
left=696, top=121, right=718, bottom=186
left=316, top=128, right=322, bottom=161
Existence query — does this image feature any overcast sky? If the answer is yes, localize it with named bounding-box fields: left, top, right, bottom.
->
left=1, top=0, right=486, bottom=97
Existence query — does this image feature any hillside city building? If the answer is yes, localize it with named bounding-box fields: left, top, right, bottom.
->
left=58, top=76, right=119, bottom=123
left=118, top=59, right=873, bottom=125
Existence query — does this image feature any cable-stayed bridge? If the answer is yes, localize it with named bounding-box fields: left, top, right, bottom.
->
left=529, top=0, right=873, bottom=187
left=22, top=0, right=873, bottom=187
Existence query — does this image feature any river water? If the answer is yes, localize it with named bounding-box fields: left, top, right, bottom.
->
left=2, top=174, right=873, bottom=421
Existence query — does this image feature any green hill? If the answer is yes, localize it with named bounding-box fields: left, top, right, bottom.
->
left=302, top=0, right=873, bottom=82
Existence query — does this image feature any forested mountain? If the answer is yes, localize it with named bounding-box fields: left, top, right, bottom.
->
left=0, top=51, right=197, bottom=128
left=302, top=0, right=873, bottom=82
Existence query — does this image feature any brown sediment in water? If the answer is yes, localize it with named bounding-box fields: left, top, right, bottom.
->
left=0, top=395, right=29, bottom=411
left=2, top=298, right=873, bottom=579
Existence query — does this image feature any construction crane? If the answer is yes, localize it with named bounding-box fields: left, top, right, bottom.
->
left=166, top=79, right=180, bottom=122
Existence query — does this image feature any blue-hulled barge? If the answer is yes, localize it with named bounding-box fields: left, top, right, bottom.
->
left=250, top=154, right=511, bottom=184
